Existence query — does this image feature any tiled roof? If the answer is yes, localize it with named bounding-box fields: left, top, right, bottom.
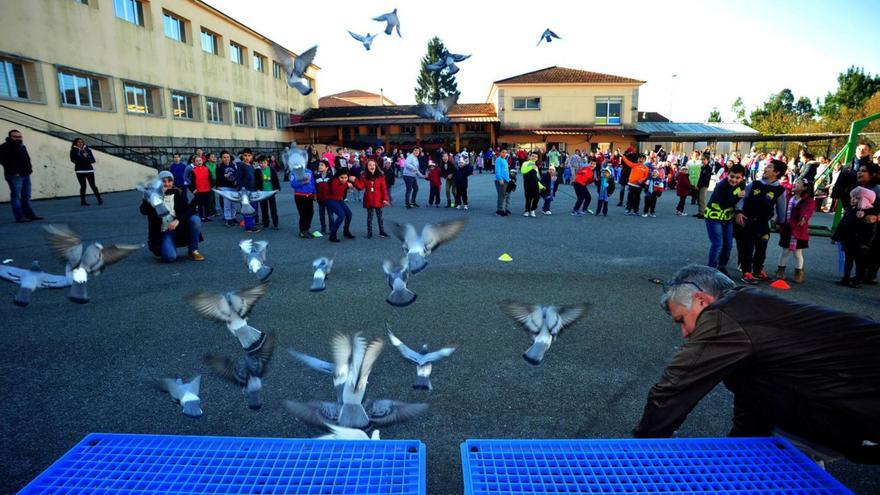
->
left=302, top=103, right=497, bottom=121
left=318, top=96, right=362, bottom=108
left=494, top=66, right=644, bottom=85
left=325, top=89, right=381, bottom=98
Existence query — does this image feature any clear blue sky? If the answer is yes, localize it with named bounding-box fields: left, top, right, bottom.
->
left=207, top=0, right=880, bottom=122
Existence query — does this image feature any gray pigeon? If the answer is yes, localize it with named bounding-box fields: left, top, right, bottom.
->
left=310, top=257, right=333, bottom=292
left=186, top=282, right=269, bottom=351
left=281, top=142, right=309, bottom=183
left=44, top=224, right=141, bottom=287
left=239, top=239, right=272, bottom=281
left=271, top=43, right=317, bottom=95
left=383, top=258, right=416, bottom=307
left=0, top=260, right=71, bottom=307
left=136, top=177, right=172, bottom=219
left=152, top=375, right=203, bottom=418
left=426, top=50, right=471, bottom=76
left=348, top=31, right=377, bottom=51
left=537, top=28, right=561, bottom=46
left=389, top=219, right=467, bottom=274
left=414, top=93, right=459, bottom=123
left=286, top=399, right=427, bottom=430
left=373, top=8, right=401, bottom=37
left=500, top=301, right=589, bottom=365
left=387, top=325, right=456, bottom=391
left=205, top=333, right=275, bottom=410
left=212, top=188, right=278, bottom=216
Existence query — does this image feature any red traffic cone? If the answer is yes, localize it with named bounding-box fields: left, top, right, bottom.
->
left=770, top=279, right=790, bottom=290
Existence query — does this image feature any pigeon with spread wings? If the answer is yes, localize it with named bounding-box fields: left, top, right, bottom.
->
left=389, top=218, right=466, bottom=274
left=186, top=282, right=269, bottom=352
left=387, top=325, right=456, bottom=390
left=212, top=188, right=278, bottom=216
left=239, top=239, right=272, bottom=281
left=348, top=31, right=377, bottom=51
left=500, top=301, right=589, bottom=365
left=270, top=43, right=317, bottom=95
left=0, top=260, right=71, bottom=307
left=537, top=28, right=561, bottom=46
left=205, top=333, right=275, bottom=410
left=413, top=93, right=458, bottom=123
left=373, top=8, right=401, bottom=37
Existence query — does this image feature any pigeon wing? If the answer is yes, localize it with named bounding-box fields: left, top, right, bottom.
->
left=249, top=190, right=279, bottom=203
left=386, top=327, right=422, bottom=364
left=499, top=300, right=542, bottom=334
left=271, top=43, right=296, bottom=78
left=426, top=60, right=445, bottom=71
left=436, top=93, right=459, bottom=114
left=389, top=222, right=419, bottom=247
left=412, top=104, right=435, bottom=120
left=421, top=219, right=466, bottom=252
left=421, top=346, right=457, bottom=363
left=204, top=355, right=241, bottom=384
left=44, top=224, right=83, bottom=265
left=366, top=400, right=428, bottom=426
left=348, top=30, right=366, bottom=43
left=100, top=244, right=142, bottom=267
left=230, top=282, right=270, bottom=317
left=548, top=29, right=561, bottom=39
left=212, top=188, right=242, bottom=202
left=256, top=333, right=276, bottom=367
left=38, top=272, right=72, bottom=289
left=0, top=265, right=26, bottom=284
left=356, top=339, right=384, bottom=392
left=331, top=333, right=352, bottom=380
left=557, top=303, right=590, bottom=333
left=450, top=53, right=471, bottom=62
left=372, top=13, right=389, bottom=22
left=288, top=348, right=334, bottom=375
left=293, top=45, right=318, bottom=77
left=286, top=400, right=340, bottom=428
left=186, top=292, right=230, bottom=322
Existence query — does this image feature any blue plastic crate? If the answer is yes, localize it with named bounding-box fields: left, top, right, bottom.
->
left=461, top=437, right=853, bottom=495
left=19, top=432, right=425, bottom=494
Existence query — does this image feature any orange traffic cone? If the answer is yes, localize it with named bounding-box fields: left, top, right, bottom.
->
left=770, top=279, right=790, bottom=290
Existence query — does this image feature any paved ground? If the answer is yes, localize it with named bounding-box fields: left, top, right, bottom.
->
left=2, top=173, right=878, bottom=494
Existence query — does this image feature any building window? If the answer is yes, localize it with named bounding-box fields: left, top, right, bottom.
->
left=400, top=125, right=416, bottom=134
left=432, top=124, right=452, bottom=133
left=253, top=53, right=266, bottom=73
left=163, top=11, right=186, bottom=43
left=171, top=91, right=197, bottom=120
left=233, top=103, right=252, bottom=126
left=230, top=42, right=244, bottom=65
left=124, top=82, right=161, bottom=116
left=464, top=124, right=485, bottom=133
left=201, top=29, right=219, bottom=55
left=513, top=97, right=541, bottom=110
left=114, top=0, right=144, bottom=26
left=0, top=60, right=28, bottom=100
left=206, top=98, right=226, bottom=124
left=275, top=111, right=288, bottom=128
left=256, top=108, right=271, bottom=128
left=595, top=97, right=622, bottom=125
left=73, top=0, right=89, bottom=5
left=272, top=61, right=284, bottom=79
left=58, top=70, right=105, bottom=109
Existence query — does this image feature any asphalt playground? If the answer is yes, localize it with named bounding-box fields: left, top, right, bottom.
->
left=1, top=173, right=878, bottom=494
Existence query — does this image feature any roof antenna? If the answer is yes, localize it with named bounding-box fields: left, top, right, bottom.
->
left=380, top=88, right=384, bottom=106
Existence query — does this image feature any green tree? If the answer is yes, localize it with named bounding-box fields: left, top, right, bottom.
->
left=794, top=96, right=814, bottom=121
left=414, top=37, right=459, bottom=104
left=820, top=66, right=880, bottom=117
left=731, top=97, right=746, bottom=124
left=707, top=107, right=721, bottom=122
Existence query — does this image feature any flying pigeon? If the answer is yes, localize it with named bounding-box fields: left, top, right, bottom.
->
left=212, top=188, right=278, bottom=216
left=310, top=257, right=333, bottom=292
left=152, top=375, right=203, bottom=418
left=286, top=399, right=427, bottom=430
left=373, top=8, right=401, bottom=37
left=186, top=282, right=269, bottom=351
left=387, top=325, right=456, bottom=391
left=414, top=93, right=459, bottom=123
left=389, top=219, right=467, bottom=274
left=426, top=50, right=471, bottom=75
left=383, top=258, right=416, bottom=307
left=239, top=239, right=272, bottom=281
left=205, top=333, right=275, bottom=410
left=281, top=142, right=309, bottom=183
left=136, top=177, right=172, bottom=220
left=348, top=31, right=377, bottom=51
left=500, top=301, right=589, bottom=365
left=0, top=260, right=71, bottom=307
left=271, top=43, right=318, bottom=95
left=537, top=28, right=561, bottom=46
left=43, top=224, right=141, bottom=303
left=317, top=423, right=380, bottom=440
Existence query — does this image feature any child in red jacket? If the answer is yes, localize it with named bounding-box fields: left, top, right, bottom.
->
left=776, top=179, right=816, bottom=283
left=355, top=159, right=390, bottom=238
left=426, top=161, right=442, bottom=207
left=314, top=159, right=333, bottom=234
left=674, top=165, right=692, bottom=216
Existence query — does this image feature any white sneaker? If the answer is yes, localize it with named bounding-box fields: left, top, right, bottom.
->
left=463, top=205, right=468, bottom=210
left=543, top=211, right=552, bottom=216
left=530, top=211, right=536, bottom=217
left=650, top=214, right=657, bottom=218
left=642, top=213, right=649, bottom=218
left=523, top=211, right=530, bottom=217
left=456, top=205, right=462, bottom=210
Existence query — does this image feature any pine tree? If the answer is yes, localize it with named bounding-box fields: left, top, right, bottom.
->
left=707, top=107, right=721, bottom=123
left=414, top=37, right=459, bottom=104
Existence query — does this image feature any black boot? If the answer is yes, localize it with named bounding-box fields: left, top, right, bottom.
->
left=343, top=231, right=356, bottom=239
left=329, top=233, right=340, bottom=243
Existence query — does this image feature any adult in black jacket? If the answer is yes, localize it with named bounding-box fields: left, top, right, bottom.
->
left=637, top=264, right=880, bottom=464
left=439, top=153, right=457, bottom=207
left=695, top=155, right=714, bottom=218
left=139, top=171, right=205, bottom=262
left=70, top=137, right=102, bottom=206
left=0, top=129, right=42, bottom=223
left=616, top=150, right=631, bottom=206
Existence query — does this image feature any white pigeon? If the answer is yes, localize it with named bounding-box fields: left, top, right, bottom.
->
left=44, top=224, right=141, bottom=285
left=311, top=257, right=333, bottom=292
left=152, top=375, right=203, bottom=418
left=537, top=28, right=561, bottom=46
left=389, top=219, right=467, bottom=274
left=212, top=188, right=278, bottom=216
left=373, top=8, right=401, bottom=37
left=136, top=177, right=172, bottom=220
left=281, top=142, right=309, bottom=183
left=348, top=31, right=377, bottom=51
left=186, top=282, right=269, bottom=351
left=317, top=423, right=380, bottom=440
left=500, top=301, right=589, bottom=365
left=205, top=333, right=275, bottom=410
left=382, top=258, right=416, bottom=307
left=239, top=239, right=272, bottom=281
left=387, top=325, right=456, bottom=391
left=426, top=50, right=471, bottom=75
left=414, top=93, right=459, bottom=123
left=0, top=260, right=71, bottom=307
left=271, top=43, right=317, bottom=95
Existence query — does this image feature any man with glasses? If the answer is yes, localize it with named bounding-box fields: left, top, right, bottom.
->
left=635, top=264, right=880, bottom=464
left=0, top=129, right=43, bottom=223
